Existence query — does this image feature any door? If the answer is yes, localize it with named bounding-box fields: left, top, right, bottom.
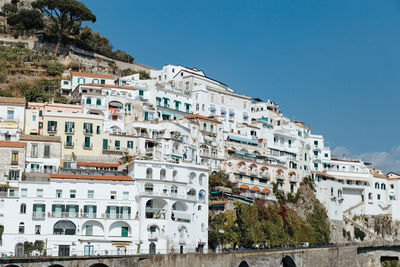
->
left=149, top=242, right=156, bottom=254
left=84, top=245, right=93, bottom=256
left=180, top=245, right=183, bottom=254
left=15, top=243, right=24, bottom=257
left=58, top=245, right=70, bottom=256
left=121, top=226, right=128, bottom=237
left=110, top=206, right=117, bottom=219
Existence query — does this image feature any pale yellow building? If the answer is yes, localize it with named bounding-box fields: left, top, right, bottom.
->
left=42, top=112, right=104, bottom=159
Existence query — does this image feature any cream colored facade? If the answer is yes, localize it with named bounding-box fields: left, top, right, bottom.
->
left=42, top=112, right=104, bottom=158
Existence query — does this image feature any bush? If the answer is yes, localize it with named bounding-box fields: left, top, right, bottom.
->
left=45, top=61, right=64, bottom=76
left=354, top=227, right=366, bottom=241
left=0, top=90, right=13, bottom=97
left=0, top=70, right=7, bottom=82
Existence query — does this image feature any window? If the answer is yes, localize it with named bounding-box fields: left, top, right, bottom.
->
left=96, top=125, right=101, bottom=134
left=314, top=163, right=318, bottom=169
left=65, top=122, right=74, bottom=133
left=31, top=144, right=38, bottom=157
left=101, top=79, right=105, bottom=84
left=123, top=192, right=129, bottom=200
left=127, top=141, right=133, bottom=149
left=125, top=103, right=131, bottom=111
left=86, top=98, right=91, bottom=104
left=11, top=151, right=18, bottom=164
left=20, top=203, right=26, bottom=214
left=39, top=110, right=43, bottom=116
left=84, top=136, right=91, bottom=148
left=5, top=134, right=10, bottom=140
left=47, top=121, right=57, bottom=132
left=63, top=80, right=69, bottom=85
left=85, top=225, right=93, bottom=236
left=36, top=189, right=43, bottom=198
left=115, top=140, right=120, bottom=150
left=56, top=189, right=62, bottom=198
left=8, top=170, right=19, bottom=180
left=88, top=190, right=94, bottom=199
left=96, top=99, right=101, bottom=105
left=377, top=194, right=381, bottom=200
left=83, top=123, right=93, bottom=134
left=35, top=225, right=41, bottom=235
left=103, top=139, right=108, bottom=150
left=19, top=222, right=24, bottom=234
left=7, top=109, right=14, bottom=120
left=70, top=190, right=76, bottom=199
left=44, top=145, right=50, bottom=157
left=324, top=153, right=329, bottom=158
left=314, top=140, right=318, bottom=146
left=32, top=114, right=37, bottom=121
left=139, top=90, right=144, bottom=96
left=110, top=191, right=117, bottom=200
left=66, top=135, right=73, bottom=147
left=314, top=150, right=318, bottom=156
left=20, top=188, right=27, bottom=197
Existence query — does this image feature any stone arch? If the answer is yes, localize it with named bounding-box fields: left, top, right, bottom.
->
left=160, top=168, right=166, bottom=180
left=53, top=220, right=76, bottom=235
left=109, top=221, right=131, bottom=237
left=198, top=190, right=206, bottom=201
left=82, top=220, right=105, bottom=236
left=15, top=243, right=24, bottom=257
left=199, top=173, right=206, bottom=186
left=238, top=260, right=249, bottom=267
left=146, top=168, right=153, bottom=179
left=49, top=265, right=65, bottom=267
left=282, top=255, right=297, bottom=267
left=145, top=199, right=167, bottom=219
left=189, top=172, right=196, bottom=184
left=89, top=264, right=109, bottom=267
left=5, top=265, right=20, bottom=267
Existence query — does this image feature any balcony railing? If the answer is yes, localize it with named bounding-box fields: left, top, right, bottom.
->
left=50, top=212, right=79, bottom=218
left=32, top=212, right=46, bottom=220
left=105, top=213, right=131, bottom=219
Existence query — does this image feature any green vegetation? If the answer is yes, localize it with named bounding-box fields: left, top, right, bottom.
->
left=3, top=4, right=44, bottom=38
left=209, top=178, right=330, bottom=249
left=354, top=227, right=366, bottom=241
left=209, top=171, right=240, bottom=194
left=381, top=259, right=399, bottom=267
left=45, top=61, right=64, bottom=76
left=9, top=80, right=66, bottom=103
left=120, top=68, right=151, bottom=79
left=23, top=240, right=45, bottom=256
left=32, top=0, right=96, bottom=55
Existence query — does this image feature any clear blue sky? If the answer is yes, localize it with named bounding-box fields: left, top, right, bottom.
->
left=82, top=0, right=400, bottom=171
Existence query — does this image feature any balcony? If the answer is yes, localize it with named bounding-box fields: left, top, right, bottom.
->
left=32, top=212, right=46, bottom=220
left=83, top=143, right=93, bottom=149
left=48, top=127, right=57, bottom=133
left=81, top=213, right=97, bottom=219
left=49, top=212, right=79, bottom=218
left=105, top=213, right=131, bottom=220
left=64, top=142, right=74, bottom=148
left=11, top=161, right=19, bottom=166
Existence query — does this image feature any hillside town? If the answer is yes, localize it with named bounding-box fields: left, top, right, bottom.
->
left=0, top=64, right=397, bottom=257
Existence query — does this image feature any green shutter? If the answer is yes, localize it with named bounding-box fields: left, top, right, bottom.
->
left=103, top=139, right=108, bottom=149
left=90, top=123, right=93, bottom=133
left=47, top=121, right=50, bottom=130
left=121, top=227, right=128, bottom=237
left=96, top=99, right=101, bottom=105
left=84, top=205, right=88, bottom=213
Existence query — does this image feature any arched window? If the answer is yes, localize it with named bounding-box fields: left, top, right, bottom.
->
left=375, top=182, right=379, bottom=189
left=86, top=97, right=91, bottom=104
left=160, top=169, right=166, bottom=180
left=53, top=220, right=76, bottom=235
left=381, top=183, right=386, bottom=190
left=96, top=99, right=101, bottom=105
left=171, top=185, right=178, bottom=195
left=18, top=222, right=24, bottom=234
left=189, top=172, right=196, bottom=184
left=201, top=223, right=205, bottom=232
left=20, top=203, right=26, bottom=214
left=368, top=193, right=373, bottom=200
left=198, top=190, right=206, bottom=201
left=187, top=188, right=196, bottom=198
left=199, top=174, right=205, bottom=186
left=173, top=170, right=177, bottom=181
left=146, top=168, right=152, bottom=179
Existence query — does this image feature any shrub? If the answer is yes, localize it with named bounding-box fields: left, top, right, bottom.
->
left=354, top=227, right=366, bottom=241
left=45, top=61, right=64, bottom=76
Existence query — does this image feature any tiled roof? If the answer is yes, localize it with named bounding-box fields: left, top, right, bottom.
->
left=0, top=97, right=25, bottom=104
left=50, top=173, right=133, bottom=181
left=78, top=83, right=136, bottom=90
left=0, top=140, right=26, bottom=148
left=371, top=171, right=388, bottom=179
left=70, top=71, right=114, bottom=79
left=19, top=134, right=61, bottom=142
left=185, top=114, right=221, bottom=124
left=77, top=161, right=120, bottom=168
left=243, top=123, right=260, bottom=129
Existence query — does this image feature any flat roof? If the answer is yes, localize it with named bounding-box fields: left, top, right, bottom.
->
left=50, top=173, right=133, bottom=182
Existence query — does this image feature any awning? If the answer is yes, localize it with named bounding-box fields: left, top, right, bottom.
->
left=229, top=110, right=235, bottom=115
left=237, top=161, right=246, bottom=165
left=174, top=100, right=181, bottom=104
left=243, top=113, right=249, bottom=118
left=221, top=108, right=227, bottom=114
left=258, top=118, right=268, bottom=122
left=240, top=185, right=249, bottom=189
left=228, top=134, right=259, bottom=145
left=262, top=189, right=271, bottom=193
left=172, top=211, right=191, bottom=220
left=289, top=171, right=296, bottom=175
left=251, top=187, right=260, bottom=191
left=323, top=162, right=333, bottom=165
left=235, top=151, right=246, bottom=156
left=162, top=110, right=172, bottom=116
left=112, top=241, right=131, bottom=245
left=276, top=168, right=284, bottom=173
left=210, top=106, right=216, bottom=112
left=210, top=204, right=225, bottom=208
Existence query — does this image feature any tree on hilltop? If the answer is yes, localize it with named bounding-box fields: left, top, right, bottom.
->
left=32, top=0, right=96, bottom=55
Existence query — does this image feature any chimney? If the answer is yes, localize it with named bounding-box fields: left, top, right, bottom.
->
left=342, top=154, right=346, bottom=160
